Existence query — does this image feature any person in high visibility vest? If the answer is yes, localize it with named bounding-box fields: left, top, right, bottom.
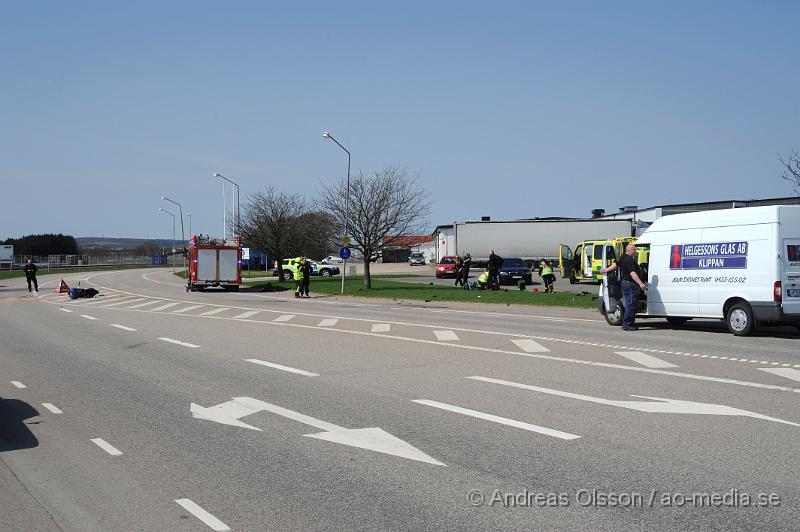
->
left=293, top=257, right=304, bottom=298
left=540, top=260, right=555, bottom=293
left=477, top=270, right=489, bottom=289
left=300, top=257, right=312, bottom=298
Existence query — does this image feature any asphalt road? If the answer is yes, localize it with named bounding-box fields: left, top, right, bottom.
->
left=1, top=268, right=799, bottom=531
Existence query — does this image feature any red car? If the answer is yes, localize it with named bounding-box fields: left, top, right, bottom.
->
left=435, top=256, right=459, bottom=278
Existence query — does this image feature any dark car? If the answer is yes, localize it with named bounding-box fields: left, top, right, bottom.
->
left=498, top=257, right=532, bottom=285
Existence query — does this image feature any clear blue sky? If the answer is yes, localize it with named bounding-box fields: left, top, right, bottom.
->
left=2, top=1, right=798, bottom=240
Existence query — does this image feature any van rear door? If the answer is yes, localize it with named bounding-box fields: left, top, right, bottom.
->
left=782, top=239, right=800, bottom=315
left=558, top=245, right=573, bottom=279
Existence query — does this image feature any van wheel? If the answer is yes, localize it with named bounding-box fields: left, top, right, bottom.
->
left=604, top=301, right=624, bottom=326
left=726, top=302, right=755, bottom=336
left=666, top=317, right=689, bottom=329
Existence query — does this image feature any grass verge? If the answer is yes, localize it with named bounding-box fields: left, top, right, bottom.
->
left=240, top=275, right=598, bottom=309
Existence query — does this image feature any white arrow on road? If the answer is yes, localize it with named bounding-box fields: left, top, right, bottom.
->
left=190, top=397, right=444, bottom=465
left=468, top=376, right=799, bottom=427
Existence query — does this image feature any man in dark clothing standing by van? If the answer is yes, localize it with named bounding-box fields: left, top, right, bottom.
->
left=24, top=259, right=38, bottom=294
left=488, top=250, right=503, bottom=290
left=456, top=253, right=472, bottom=287
left=601, top=244, right=646, bottom=331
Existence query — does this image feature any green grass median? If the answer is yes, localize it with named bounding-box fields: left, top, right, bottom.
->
left=242, top=275, right=599, bottom=309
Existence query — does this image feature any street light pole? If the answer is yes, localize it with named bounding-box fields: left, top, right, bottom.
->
left=162, top=196, right=186, bottom=276
left=159, top=207, right=176, bottom=273
left=214, top=172, right=240, bottom=237
left=186, top=212, right=192, bottom=239
left=322, top=131, right=351, bottom=295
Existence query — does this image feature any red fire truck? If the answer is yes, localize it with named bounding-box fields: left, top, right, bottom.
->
left=187, top=235, right=242, bottom=292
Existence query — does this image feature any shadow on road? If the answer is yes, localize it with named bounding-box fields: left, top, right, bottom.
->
left=0, top=397, right=40, bottom=452
left=637, top=320, right=800, bottom=339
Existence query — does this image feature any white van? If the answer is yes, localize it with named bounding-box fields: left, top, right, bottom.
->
left=600, top=205, right=800, bottom=336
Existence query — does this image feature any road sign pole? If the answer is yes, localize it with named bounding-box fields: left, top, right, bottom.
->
left=341, top=258, right=346, bottom=295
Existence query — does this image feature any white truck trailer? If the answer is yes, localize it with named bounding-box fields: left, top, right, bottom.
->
left=435, top=219, right=633, bottom=262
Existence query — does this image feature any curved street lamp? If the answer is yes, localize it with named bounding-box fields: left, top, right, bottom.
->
left=214, top=172, right=240, bottom=237
left=322, top=131, right=351, bottom=295
left=158, top=207, right=176, bottom=273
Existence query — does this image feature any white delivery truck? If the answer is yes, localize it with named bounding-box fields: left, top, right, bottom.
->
left=600, top=206, right=800, bottom=336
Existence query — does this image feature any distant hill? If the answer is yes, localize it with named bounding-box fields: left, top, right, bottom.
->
left=76, top=237, right=176, bottom=251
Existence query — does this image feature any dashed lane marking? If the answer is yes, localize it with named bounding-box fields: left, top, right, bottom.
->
left=90, top=438, right=122, bottom=456
left=42, top=403, right=63, bottom=414
left=412, top=399, right=581, bottom=440
left=433, top=330, right=459, bottom=341
left=273, top=314, right=295, bottom=322
left=11, top=381, right=27, bottom=389
left=58, top=308, right=73, bottom=313
left=172, top=305, right=204, bottom=314
left=110, top=324, right=137, bottom=332
left=511, top=339, right=550, bottom=353
left=158, top=337, right=200, bottom=348
left=200, top=307, right=230, bottom=316
left=317, top=318, right=338, bottom=327
left=150, top=302, right=181, bottom=312
left=80, top=315, right=97, bottom=321
left=371, top=323, right=391, bottom=333
left=758, top=367, right=800, bottom=383
left=244, top=359, right=319, bottom=377
left=174, top=499, right=230, bottom=532
left=615, top=351, right=678, bottom=369
left=232, top=310, right=260, bottom=319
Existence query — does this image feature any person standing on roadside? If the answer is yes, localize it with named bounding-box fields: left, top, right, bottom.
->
left=458, top=253, right=472, bottom=287
left=24, top=259, right=38, bottom=295
left=293, top=257, right=303, bottom=298
left=488, top=250, right=503, bottom=290
left=540, top=260, right=556, bottom=293
left=453, top=255, right=464, bottom=286
left=600, top=244, right=646, bottom=331
left=300, top=257, right=312, bottom=298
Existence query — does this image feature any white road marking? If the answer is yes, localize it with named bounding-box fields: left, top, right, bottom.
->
left=127, top=300, right=163, bottom=309
left=80, top=315, right=97, bottom=321
left=412, top=399, right=580, bottom=440
left=42, top=402, right=63, bottom=414
left=191, top=397, right=444, bottom=465
left=150, top=302, right=181, bottom=312
left=172, top=305, right=204, bottom=314
left=615, top=351, right=678, bottom=369
left=244, top=359, right=319, bottom=377
left=232, top=310, right=260, bottom=319
left=174, top=499, right=230, bottom=532
left=433, top=330, right=459, bottom=341
left=58, top=308, right=73, bottom=313
left=759, top=367, right=800, bottom=383
left=158, top=337, right=200, bottom=348
left=11, top=381, right=26, bottom=389
left=103, top=297, right=146, bottom=307
left=90, top=438, right=123, bottom=456
left=511, top=339, right=550, bottom=353
left=75, top=296, right=128, bottom=306
left=317, top=318, right=338, bottom=327
left=273, top=314, right=295, bottom=322
left=110, top=324, right=137, bottom=332
left=371, top=323, right=391, bottom=333
left=469, top=376, right=800, bottom=427
left=200, top=307, right=230, bottom=316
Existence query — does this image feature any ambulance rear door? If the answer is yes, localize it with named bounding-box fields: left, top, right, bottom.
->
left=558, top=244, right=573, bottom=279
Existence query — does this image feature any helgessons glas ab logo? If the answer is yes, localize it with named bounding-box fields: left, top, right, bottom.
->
left=669, top=241, right=748, bottom=270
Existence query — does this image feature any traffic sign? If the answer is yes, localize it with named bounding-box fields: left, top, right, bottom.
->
left=339, top=246, right=351, bottom=260
left=241, top=247, right=250, bottom=260
left=342, top=235, right=351, bottom=246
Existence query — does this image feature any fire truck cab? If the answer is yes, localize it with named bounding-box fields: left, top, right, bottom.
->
left=187, top=235, right=242, bottom=292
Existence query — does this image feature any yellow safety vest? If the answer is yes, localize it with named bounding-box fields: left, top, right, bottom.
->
left=293, top=262, right=304, bottom=281
left=478, top=271, right=489, bottom=283
left=541, top=265, right=553, bottom=276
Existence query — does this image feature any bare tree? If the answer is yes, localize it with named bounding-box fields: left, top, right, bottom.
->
left=238, top=187, right=307, bottom=279
left=780, top=151, right=800, bottom=194
left=317, top=167, right=432, bottom=288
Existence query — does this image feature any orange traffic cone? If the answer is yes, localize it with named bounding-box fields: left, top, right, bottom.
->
left=53, top=279, right=70, bottom=294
